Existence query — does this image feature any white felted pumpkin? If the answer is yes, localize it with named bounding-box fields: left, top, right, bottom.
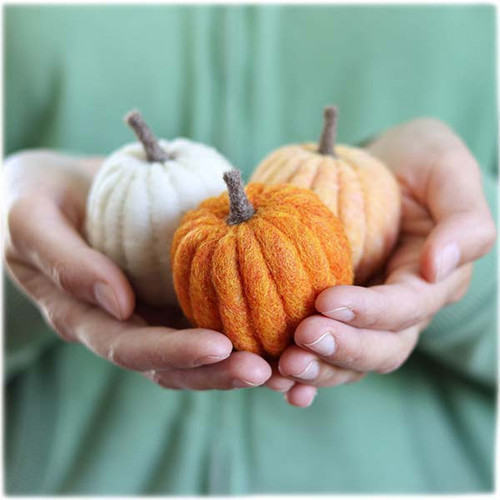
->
left=85, top=110, right=233, bottom=306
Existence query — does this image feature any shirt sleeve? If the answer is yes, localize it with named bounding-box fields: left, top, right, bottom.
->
left=417, top=167, right=497, bottom=388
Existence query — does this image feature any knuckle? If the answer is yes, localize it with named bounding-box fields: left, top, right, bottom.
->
left=358, top=302, right=382, bottom=329
left=396, top=315, right=422, bottom=331
left=106, top=338, right=128, bottom=368
left=365, top=290, right=391, bottom=328
left=41, top=303, right=74, bottom=342
left=319, top=366, right=361, bottom=388
left=51, top=261, right=76, bottom=296
left=337, top=334, right=367, bottom=369
left=322, top=370, right=349, bottom=388
left=151, top=371, right=164, bottom=385
left=363, top=311, right=381, bottom=329
left=397, top=285, right=431, bottom=330
left=146, top=370, right=162, bottom=385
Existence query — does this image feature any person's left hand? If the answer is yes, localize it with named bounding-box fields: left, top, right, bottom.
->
left=265, top=118, right=496, bottom=407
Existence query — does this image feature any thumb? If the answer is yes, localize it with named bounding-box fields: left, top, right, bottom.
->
left=421, top=211, right=496, bottom=283
left=420, top=151, right=496, bottom=282
left=8, top=197, right=135, bottom=319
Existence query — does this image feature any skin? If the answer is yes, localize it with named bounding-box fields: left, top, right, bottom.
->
left=3, top=119, right=496, bottom=406
left=267, top=118, right=497, bottom=406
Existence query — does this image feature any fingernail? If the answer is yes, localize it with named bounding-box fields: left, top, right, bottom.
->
left=304, top=332, right=336, bottom=356
left=292, top=360, right=320, bottom=380
left=284, top=389, right=317, bottom=407
left=307, top=391, right=318, bottom=407
left=94, top=283, right=122, bottom=319
left=233, top=379, right=260, bottom=388
left=193, top=354, right=228, bottom=367
left=324, top=306, right=354, bottom=322
left=436, top=243, right=460, bottom=281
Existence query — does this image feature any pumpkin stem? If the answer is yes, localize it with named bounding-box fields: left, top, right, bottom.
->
left=223, top=170, right=256, bottom=225
left=124, top=110, right=170, bottom=163
left=318, top=105, right=338, bottom=157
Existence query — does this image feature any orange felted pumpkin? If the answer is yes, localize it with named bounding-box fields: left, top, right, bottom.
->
left=171, top=170, right=353, bottom=357
left=250, top=106, right=401, bottom=284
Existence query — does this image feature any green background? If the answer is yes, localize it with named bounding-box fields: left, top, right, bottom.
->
left=4, top=5, right=498, bottom=495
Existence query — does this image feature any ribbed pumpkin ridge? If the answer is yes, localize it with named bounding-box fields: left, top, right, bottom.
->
left=171, top=181, right=353, bottom=357
left=251, top=143, right=401, bottom=284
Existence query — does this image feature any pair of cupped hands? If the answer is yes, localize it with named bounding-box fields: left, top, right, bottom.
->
left=4, top=119, right=496, bottom=407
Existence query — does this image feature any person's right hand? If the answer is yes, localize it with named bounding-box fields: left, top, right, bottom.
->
left=3, top=150, right=272, bottom=390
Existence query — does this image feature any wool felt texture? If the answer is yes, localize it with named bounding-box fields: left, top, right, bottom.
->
left=125, top=110, right=171, bottom=163
left=5, top=6, right=497, bottom=495
left=85, top=112, right=233, bottom=306
left=250, top=107, right=401, bottom=284
left=224, top=171, right=256, bottom=224
left=318, top=106, right=338, bottom=157
left=171, top=174, right=353, bottom=357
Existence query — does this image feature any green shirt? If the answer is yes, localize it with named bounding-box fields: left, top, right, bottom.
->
left=5, top=5, right=497, bottom=494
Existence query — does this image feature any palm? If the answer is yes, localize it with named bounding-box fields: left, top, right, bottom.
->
left=381, top=185, right=433, bottom=283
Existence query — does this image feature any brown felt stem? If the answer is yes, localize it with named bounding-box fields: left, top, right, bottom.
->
left=124, top=110, right=170, bottom=163
left=318, top=105, right=338, bottom=157
left=223, top=170, right=256, bottom=225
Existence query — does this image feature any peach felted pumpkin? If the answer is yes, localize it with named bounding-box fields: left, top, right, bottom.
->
left=250, top=106, right=401, bottom=284
left=85, top=111, right=232, bottom=306
left=171, top=170, right=353, bottom=357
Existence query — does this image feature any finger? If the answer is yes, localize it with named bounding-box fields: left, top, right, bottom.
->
left=421, top=150, right=496, bottom=282
left=265, top=375, right=296, bottom=393
left=145, top=351, right=272, bottom=391
left=294, top=315, right=421, bottom=374
left=7, top=197, right=135, bottom=319
left=92, top=327, right=233, bottom=372
left=278, top=345, right=365, bottom=387
left=421, top=212, right=496, bottom=282
left=315, top=263, right=468, bottom=332
left=79, top=156, right=105, bottom=176
left=12, top=264, right=233, bottom=370
left=284, top=384, right=318, bottom=408
left=264, top=362, right=296, bottom=393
